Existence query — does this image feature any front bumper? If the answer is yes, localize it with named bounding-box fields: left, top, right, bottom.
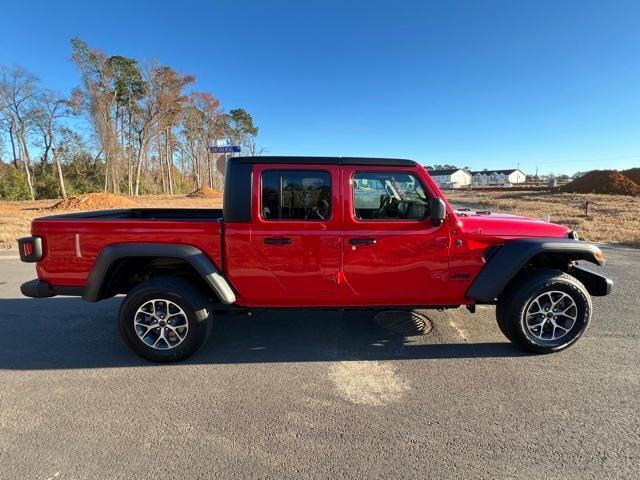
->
left=569, top=265, right=613, bottom=296
left=20, top=279, right=84, bottom=298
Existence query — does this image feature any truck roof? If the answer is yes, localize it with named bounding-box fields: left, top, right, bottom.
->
left=229, top=156, right=418, bottom=167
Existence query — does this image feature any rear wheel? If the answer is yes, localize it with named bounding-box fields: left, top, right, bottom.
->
left=118, top=277, right=212, bottom=362
left=496, top=269, right=592, bottom=354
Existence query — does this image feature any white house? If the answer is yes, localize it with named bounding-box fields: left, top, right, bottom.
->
left=471, top=169, right=526, bottom=186
left=427, top=168, right=472, bottom=189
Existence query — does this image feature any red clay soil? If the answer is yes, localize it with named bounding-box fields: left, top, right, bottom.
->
left=563, top=170, right=640, bottom=196
left=187, top=186, right=222, bottom=199
left=622, top=167, right=640, bottom=186
left=51, top=193, right=138, bottom=210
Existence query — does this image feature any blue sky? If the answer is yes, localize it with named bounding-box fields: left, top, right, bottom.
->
left=1, top=0, right=639, bottom=175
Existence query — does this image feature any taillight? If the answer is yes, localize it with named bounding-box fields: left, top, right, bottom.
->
left=18, top=236, right=42, bottom=262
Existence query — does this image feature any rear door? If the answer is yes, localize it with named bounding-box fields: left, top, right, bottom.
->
left=248, top=164, right=341, bottom=305
left=341, top=165, right=450, bottom=305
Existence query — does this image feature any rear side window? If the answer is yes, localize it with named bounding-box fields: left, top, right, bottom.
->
left=353, top=172, right=430, bottom=220
left=261, top=170, right=331, bottom=221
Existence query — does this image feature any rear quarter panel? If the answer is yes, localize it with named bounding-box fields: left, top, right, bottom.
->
left=32, top=217, right=222, bottom=287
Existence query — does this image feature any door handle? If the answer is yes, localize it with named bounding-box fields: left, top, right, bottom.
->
left=264, top=237, right=292, bottom=245
left=349, top=237, right=376, bottom=246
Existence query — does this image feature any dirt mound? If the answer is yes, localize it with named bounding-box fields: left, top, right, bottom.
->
left=51, top=193, right=137, bottom=210
left=187, top=186, right=222, bottom=199
left=622, top=167, right=640, bottom=185
left=563, top=170, right=640, bottom=196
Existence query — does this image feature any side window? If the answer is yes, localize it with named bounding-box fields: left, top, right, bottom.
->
left=261, top=170, right=331, bottom=221
left=353, top=172, right=430, bottom=220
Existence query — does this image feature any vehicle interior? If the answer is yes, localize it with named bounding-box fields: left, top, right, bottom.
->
left=353, top=172, right=431, bottom=220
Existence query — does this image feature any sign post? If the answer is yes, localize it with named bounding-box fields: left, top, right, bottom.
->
left=209, top=145, right=241, bottom=178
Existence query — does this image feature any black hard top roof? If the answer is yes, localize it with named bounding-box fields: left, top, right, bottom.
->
left=229, top=156, right=418, bottom=167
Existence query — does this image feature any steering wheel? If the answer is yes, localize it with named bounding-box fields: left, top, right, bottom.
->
left=377, top=196, right=391, bottom=218
left=386, top=198, right=400, bottom=218
left=397, top=201, right=409, bottom=217
left=305, top=199, right=330, bottom=220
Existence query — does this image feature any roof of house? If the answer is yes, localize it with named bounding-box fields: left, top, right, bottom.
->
left=427, top=168, right=469, bottom=176
left=470, top=169, right=522, bottom=176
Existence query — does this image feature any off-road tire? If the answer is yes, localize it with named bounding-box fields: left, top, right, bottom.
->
left=496, top=269, right=592, bottom=354
left=118, top=277, right=212, bottom=362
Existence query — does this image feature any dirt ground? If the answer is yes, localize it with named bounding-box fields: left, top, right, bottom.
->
left=1, top=190, right=639, bottom=249
left=446, top=189, right=640, bottom=248
left=0, top=195, right=221, bottom=249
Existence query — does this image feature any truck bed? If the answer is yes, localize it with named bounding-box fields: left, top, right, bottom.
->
left=43, top=208, right=223, bottom=221
left=31, top=209, right=224, bottom=288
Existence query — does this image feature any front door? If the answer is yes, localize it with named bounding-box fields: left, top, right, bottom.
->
left=341, top=166, right=450, bottom=305
left=249, top=164, right=341, bottom=306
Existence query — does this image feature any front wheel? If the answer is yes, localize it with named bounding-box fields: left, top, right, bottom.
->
left=496, top=270, right=592, bottom=354
left=118, top=277, right=212, bottom=362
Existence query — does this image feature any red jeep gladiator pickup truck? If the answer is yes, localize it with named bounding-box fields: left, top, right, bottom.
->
left=19, top=156, right=612, bottom=361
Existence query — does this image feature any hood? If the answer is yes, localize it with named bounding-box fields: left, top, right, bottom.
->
left=454, top=209, right=571, bottom=239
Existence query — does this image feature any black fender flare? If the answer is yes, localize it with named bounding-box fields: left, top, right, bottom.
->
left=465, top=238, right=606, bottom=302
left=82, top=243, right=236, bottom=304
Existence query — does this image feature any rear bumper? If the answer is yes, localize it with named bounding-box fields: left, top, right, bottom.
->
left=20, top=279, right=84, bottom=299
left=21, top=279, right=52, bottom=298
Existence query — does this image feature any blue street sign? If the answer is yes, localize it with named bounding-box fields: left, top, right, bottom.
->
left=209, top=145, right=241, bottom=153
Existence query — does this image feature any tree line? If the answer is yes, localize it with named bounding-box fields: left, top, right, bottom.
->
left=0, top=37, right=260, bottom=200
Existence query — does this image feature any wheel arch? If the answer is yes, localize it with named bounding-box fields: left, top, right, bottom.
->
left=466, top=238, right=606, bottom=303
left=83, top=243, right=236, bottom=304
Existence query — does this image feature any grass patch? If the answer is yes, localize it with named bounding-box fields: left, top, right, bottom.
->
left=446, top=190, right=640, bottom=248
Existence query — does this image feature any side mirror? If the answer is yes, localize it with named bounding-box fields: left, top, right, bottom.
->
left=430, top=197, right=446, bottom=226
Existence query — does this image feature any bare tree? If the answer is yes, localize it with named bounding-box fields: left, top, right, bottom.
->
left=178, top=92, right=223, bottom=189
left=0, top=65, right=40, bottom=199
left=178, top=99, right=203, bottom=188
left=1, top=39, right=262, bottom=199
left=130, top=64, right=193, bottom=195
left=192, top=92, right=223, bottom=187
left=247, top=138, right=266, bottom=156
left=34, top=90, right=68, bottom=198
left=70, top=38, right=119, bottom=193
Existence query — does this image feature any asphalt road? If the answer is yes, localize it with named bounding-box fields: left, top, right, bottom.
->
left=0, top=247, right=638, bottom=480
